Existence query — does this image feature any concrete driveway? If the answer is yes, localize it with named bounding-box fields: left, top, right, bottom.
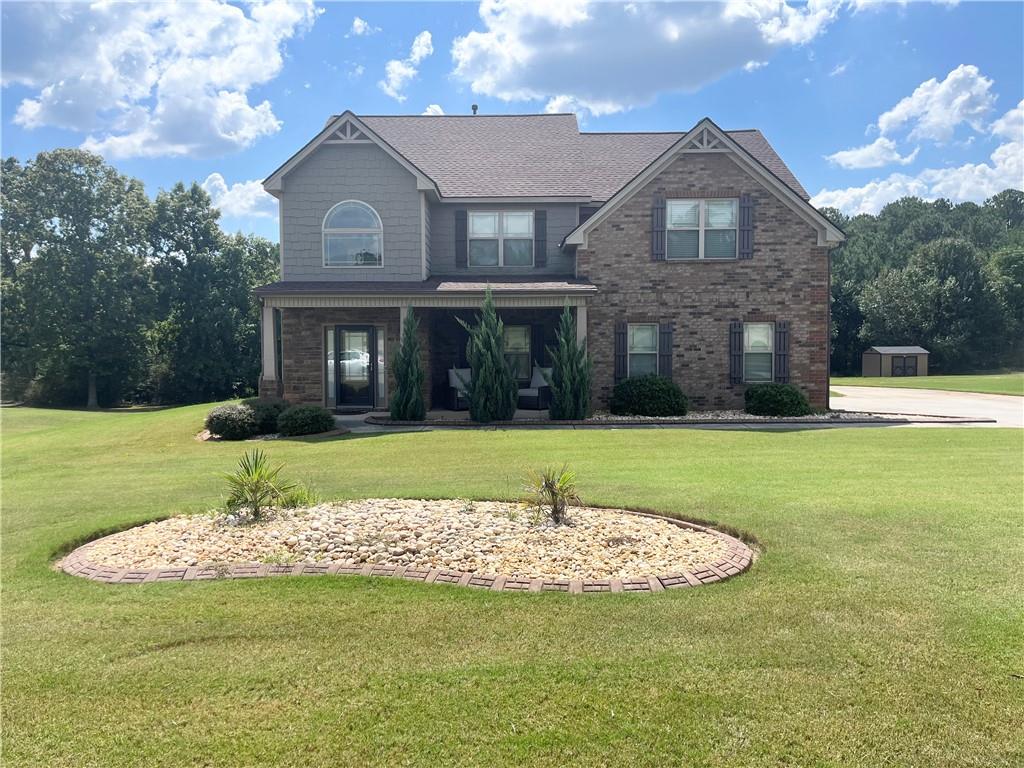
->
left=831, top=386, right=1023, bottom=427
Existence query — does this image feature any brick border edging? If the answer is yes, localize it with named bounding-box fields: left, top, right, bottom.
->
left=57, top=510, right=755, bottom=594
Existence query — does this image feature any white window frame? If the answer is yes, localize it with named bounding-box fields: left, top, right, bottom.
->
left=666, top=198, right=738, bottom=260
left=743, top=322, right=774, bottom=383
left=322, top=200, right=384, bottom=268
left=468, top=211, right=534, bottom=267
left=627, top=323, right=659, bottom=378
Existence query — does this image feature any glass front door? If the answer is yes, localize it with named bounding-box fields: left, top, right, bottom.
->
left=331, top=326, right=376, bottom=407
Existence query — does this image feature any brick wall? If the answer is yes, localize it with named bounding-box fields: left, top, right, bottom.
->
left=577, top=153, right=830, bottom=410
left=279, top=307, right=431, bottom=409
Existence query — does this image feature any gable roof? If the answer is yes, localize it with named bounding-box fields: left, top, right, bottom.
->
left=563, top=118, right=844, bottom=248
left=867, top=346, right=930, bottom=355
left=264, top=112, right=811, bottom=203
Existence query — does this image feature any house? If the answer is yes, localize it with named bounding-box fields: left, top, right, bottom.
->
left=256, top=111, right=844, bottom=413
left=862, top=346, right=930, bottom=377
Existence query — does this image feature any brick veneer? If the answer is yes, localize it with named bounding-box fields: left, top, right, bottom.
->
left=58, top=509, right=755, bottom=593
left=577, top=153, right=831, bottom=410
left=278, top=307, right=431, bottom=408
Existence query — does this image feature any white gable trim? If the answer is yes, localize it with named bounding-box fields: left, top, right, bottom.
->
left=563, top=118, right=845, bottom=249
left=263, top=111, right=438, bottom=196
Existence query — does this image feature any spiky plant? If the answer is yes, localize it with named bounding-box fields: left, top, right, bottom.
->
left=390, top=308, right=426, bottom=420
left=221, top=449, right=295, bottom=523
left=544, top=305, right=592, bottom=419
left=457, top=287, right=518, bottom=422
left=524, top=464, right=581, bottom=525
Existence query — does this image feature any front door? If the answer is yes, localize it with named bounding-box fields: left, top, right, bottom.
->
left=334, top=326, right=376, bottom=407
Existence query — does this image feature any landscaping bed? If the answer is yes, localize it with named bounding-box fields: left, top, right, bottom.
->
left=61, top=499, right=752, bottom=589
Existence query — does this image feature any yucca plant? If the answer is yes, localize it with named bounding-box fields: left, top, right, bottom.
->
left=221, top=449, right=295, bottom=523
left=524, top=464, right=581, bottom=525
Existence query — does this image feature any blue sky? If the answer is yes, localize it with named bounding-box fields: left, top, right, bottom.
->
left=2, top=1, right=1022, bottom=242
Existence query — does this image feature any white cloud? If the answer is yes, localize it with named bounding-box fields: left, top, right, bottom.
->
left=422, top=104, right=445, bottom=115
left=4, top=0, right=317, bottom=159
left=744, top=60, right=768, bottom=72
left=378, top=30, right=433, bottom=102
left=829, top=61, right=848, bottom=77
left=451, top=0, right=844, bottom=117
left=826, top=137, right=919, bottom=169
left=877, top=64, right=996, bottom=142
left=347, top=63, right=365, bottom=80
left=201, top=173, right=277, bottom=219
left=813, top=102, right=1023, bottom=214
left=347, top=16, right=380, bottom=37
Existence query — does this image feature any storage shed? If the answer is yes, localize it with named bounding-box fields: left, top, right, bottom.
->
left=861, top=346, right=929, bottom=377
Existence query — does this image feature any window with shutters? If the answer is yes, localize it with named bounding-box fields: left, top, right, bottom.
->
left=666, top=199, right=738, bottom=260
left=743, top=322, right=774, bottom=382
left=469, top=211, right=534, bottom=267
left=322, top=201, right=383, bottom=267
left=503, top=325, right=531, bottom=382
left=627, top=323, right=659, bottom=377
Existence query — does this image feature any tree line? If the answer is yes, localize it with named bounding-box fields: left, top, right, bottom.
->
left=2, top=149, right=279, bottom=407
left=822, top=190, right=1023, bottom=374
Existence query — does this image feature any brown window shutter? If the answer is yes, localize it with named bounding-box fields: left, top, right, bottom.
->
left=729, top=320, right=743, bottom=385
left=534, top=209, right=547, bottom=267
left=774, top=320, right=790, bottom=383
left=738, top=194, right=755, bottom=260
left=455, top=209, right=467, bottom=268
left=651, top=194, right=666, bottom=261
left=658, top=322, right=674, bottom=379
left=614, top=321, right=628, bottom=383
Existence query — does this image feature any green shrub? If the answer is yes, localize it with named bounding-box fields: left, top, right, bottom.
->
left=457, top=287, right=518, bottom=423
left=744, top=383, right=812, bottom=416
left=277, top=404, right=335, bottom=436
left=544, top=306, right=592, bottom=419
left=390, top=308, right=426, bottom=420
left=524, top=464, right=581, bottom=525
left=205, top=404, right=258, bottom=440
left=241, top=397, right=290, bottom=433
left=221, top=449, right=295, bottom=523
left=609, top=374, right=688, bottom=417
left=279, top=482, right=322, bottom=509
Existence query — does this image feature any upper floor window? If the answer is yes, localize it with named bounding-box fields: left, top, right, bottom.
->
left=323, top=201, right=383, bottom=267
left=469, top=211, right=533, bottom=267
left=667, top=198, right=737, bottom=260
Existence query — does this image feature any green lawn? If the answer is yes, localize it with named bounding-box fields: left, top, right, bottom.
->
left=832, top=371, right=1024, bottom=396
left=3, top=405, right=1022, bottom=767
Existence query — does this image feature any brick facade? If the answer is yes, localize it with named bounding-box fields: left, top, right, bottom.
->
left=577, top=153, right=830, bottom=410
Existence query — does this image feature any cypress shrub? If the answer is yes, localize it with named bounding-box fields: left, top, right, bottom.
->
left=390, top=308, right=426, bottom=420
left=544, top=306, right=592, bottom=419
left=457, top=288, right=518, bottom=423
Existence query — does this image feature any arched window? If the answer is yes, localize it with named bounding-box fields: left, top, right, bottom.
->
left=322, top=201, right=383, bottom=267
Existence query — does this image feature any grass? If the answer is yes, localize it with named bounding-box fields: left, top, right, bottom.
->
left=2, top=404, right=1022, bottom=767
left=832, top=371, right=1024, bottom=396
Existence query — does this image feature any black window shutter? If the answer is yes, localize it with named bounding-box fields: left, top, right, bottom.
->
left=651, top=194, right=666, bottom=261
left=534, top=209, right=547, bottom=267
left=531, top=324, right=546, bottom=369
left=658, top=322, right=674, bottom=380
left=774, top=321, right=790, bottom=383
left=614, top=322, right=628, bottom=383
left=729, top=321, right=744, bottom=385
left=738, top=193, right=755, bottom=260
left=455, top=209, right=468, bottom=268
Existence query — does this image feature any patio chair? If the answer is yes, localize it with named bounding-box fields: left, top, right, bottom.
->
left=517, top=367, right=552, bottom=411
left=447, top=367, right=471, bottom=410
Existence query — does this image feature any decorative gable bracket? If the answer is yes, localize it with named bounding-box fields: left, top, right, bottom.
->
left=324, top=121, right=371, bottom=144
left=682, top=128, right=724, bottom=151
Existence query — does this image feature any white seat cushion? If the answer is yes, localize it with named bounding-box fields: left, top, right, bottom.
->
left=530, top=367, right=552, bottom=388
left=448, top=368, right=471, bottom=390
left=518, top=387, right=539, bottom=398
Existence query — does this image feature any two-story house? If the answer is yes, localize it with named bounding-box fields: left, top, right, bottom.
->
left=256, top=112, right=844, bottom=413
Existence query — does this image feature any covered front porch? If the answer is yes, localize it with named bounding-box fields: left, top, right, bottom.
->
left=255, top=278, right=596, bottom=412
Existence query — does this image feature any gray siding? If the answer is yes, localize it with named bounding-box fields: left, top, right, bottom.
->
left=280, top=143, right=422, bottom=282
left=429, top=202, right=578, bottom=276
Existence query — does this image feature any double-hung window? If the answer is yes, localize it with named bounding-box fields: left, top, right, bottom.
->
left=503, top=325, right=532, bottom=382
left=667, top=198, right=738, bottom=260
left=743, top=322, right=773, bottom=382
left=469, top=211, right=534, bottom=267
left=627, top=323, right=658, bottom=377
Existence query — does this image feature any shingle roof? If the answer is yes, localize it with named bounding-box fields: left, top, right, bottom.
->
left=346, top=114, right=808, bottom=201
left=254, top=276, right=598, bottom=296
left=867, top=346, right=930, bottom=355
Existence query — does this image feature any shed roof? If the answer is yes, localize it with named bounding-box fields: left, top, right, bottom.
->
left=866, top=346, right=930, bottom=355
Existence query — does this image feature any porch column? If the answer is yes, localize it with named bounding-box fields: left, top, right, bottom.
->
left=399, top=303, right=410, bottom=339
left=576, top=304, right=588, bottom=345
left=261, top=302, right=276, bottom=381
